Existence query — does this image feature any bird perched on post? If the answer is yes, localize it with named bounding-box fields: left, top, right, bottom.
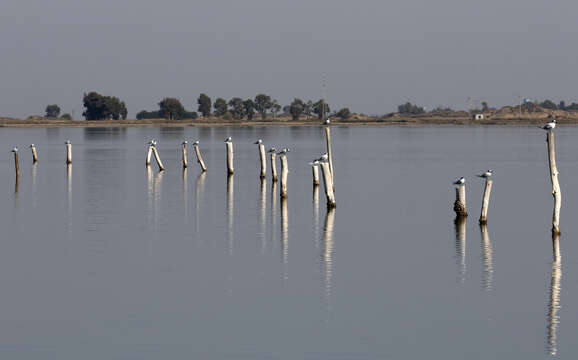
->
left=254, top=139, right=262, bottom=145
left=540, top=119, right=556, bottom=130
left=268, top=147, right=276, bottom=153
left=316, top=153, right=329, bottom=162
left=224, top=136, right=232, bottom=143
left=476, top=170, right=493, bottom=179
left=453, top=177, right=465, bottom=185
left=11, top=147, right=18, bottom=153
left=277, top=148, right=290, bottom=155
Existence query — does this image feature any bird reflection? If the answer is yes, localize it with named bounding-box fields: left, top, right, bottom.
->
left=195, top=172, right=206, bottom=240
left=313, top=186, right=320, bottom=249
left=280, top=197, right=289, bottom=281
left=321, top=208, right=336, bottom=310
left=479, top=224, right=494, bottom=291
left=227, top=174, right=234, bottom=255
left=259, top=178, right=267, bottom=254
left=546, top=233, right=562, bottom=356
left=454, top=217, right=467, bottom=283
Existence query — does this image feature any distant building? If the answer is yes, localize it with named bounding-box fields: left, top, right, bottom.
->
left=474, top=113, right=484, bottom=120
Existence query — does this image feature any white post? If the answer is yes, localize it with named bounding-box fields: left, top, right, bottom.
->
left=152, top=146, right=165, bottom=171
left=146, top=145, right=153, bottom=167
left=319, top=161, right=336, bottom=208
left=479, top=179, right=493, bottom=224
left=12, top=148, right=20, bottom=179
left=259, top=143, right=267, bottom=179
left=30, top=144, right=38, bottom=164
left=270, top=152, right=278, bottom=182
left=181, top=141, right=188, bottom=168
left=193, top=142, right=207, bottom=172
left=547, top=131, right=562, bottom=234
left=279, top=154, right=288, bottom=198
left=226, top=141, right=234, bottom=175
left=312, top=164, right=320, bottom=186
left=65, top=141, right=72, bottom=164
left=324, top=127, right=334, bottom=187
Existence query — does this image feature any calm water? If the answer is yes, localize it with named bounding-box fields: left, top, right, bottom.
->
left=0, top=125, right=577, bottom=359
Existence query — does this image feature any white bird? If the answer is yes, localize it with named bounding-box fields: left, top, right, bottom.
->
left=476, top=169, right=493, bottom=178
left=309, top=159, right=320, bottom=166
left=182, top=140, right=188, bottom=145
left=324, top=118, right=331, bottom=125
left=193, top=140, right=199, bottom=146
left=148, top=139, right=156, bottom=146
left=65, top=140, right=71, bottom=145
left=540, top=119, right=556, bottom=130
left=11, top=147, right=18, bottom=153
left=224, top=136, right=232, bottom=143
left=29, top=144, right=35, bottom=148
left=254, top=139, right=262, bottom=145
left=316, top=153, right=329, bottom=162
left=453, top=177, right=465, bottom=185
left=277, top=148, right=290, bottom=155
left=268, top=147, right=277, bottom=153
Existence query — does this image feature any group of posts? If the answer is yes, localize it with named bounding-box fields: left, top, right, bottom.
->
left=452, top=126, right=561, bottom=234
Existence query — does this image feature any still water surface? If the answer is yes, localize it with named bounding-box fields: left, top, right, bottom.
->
left=0, top=125, right=577, bottom=359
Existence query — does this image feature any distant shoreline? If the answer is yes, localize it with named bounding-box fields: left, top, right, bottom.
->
left=0, top=116, right=575, bottom=128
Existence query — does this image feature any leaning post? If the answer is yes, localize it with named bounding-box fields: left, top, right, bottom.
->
left=547, top=130, right=562, bottom=234
left=319, top=161, right=336, bottom=208
left=193, top=141, right=207, bottom=172
left=479, top=179, right=493, bottom=224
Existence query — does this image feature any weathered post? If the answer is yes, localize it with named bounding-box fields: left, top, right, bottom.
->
left=279, top=152, right=288, bottom=198
left=269, top=148, right=278, bottom=182
left=255, top=140, right=267, bottom=179
left=453, top=178, right=467, bottom=217
left=547, top=131, right=562, bottom=234
left=193, top=140, right=207, bottom=172
left=151, top=145, right=165, bottom=171
left=479, top=179, right=493, bottom=224
left=324, top=127, right=334, bottom=188
left=146, top=140, right=155, bottom=167
left=30, top=144, right=38, bottom=164
left=65, top=140, right=72, bottom=164
left=12, top=147, right=20, bottom=178
left=311, top=161, right=320, bottom=186
left=181, top=140, right=188, bottom=168
left=225, top=137, right=234, bottom=175
left=319, top=161, right=336, bottom=208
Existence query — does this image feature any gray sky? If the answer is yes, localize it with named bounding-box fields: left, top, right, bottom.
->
left=1, top=0, right=577, bottom=118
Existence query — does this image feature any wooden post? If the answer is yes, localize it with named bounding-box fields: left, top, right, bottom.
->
left=324, top=127, right=334, bottom=187
left=478, top=179, right=493, bottom=224
left=547, top=131, right=562, bottom=235
left=12, top=148, right=20, bottom=178
left=270, top=151, right=278, bottom=182
left=30, top=144, right=38, bottom=164
left=181, top=141, right=188, bottom=168
left=151, top=146, right=165, bottom=171
left=193, top=142, right=207, bottom=172
left=279, top=154, right=288, bottom=198
left=547, top=233, right=562, bottom=356
left=453, top=185, right=467, bottom=217
left=65, top=140, right=72, bottom=164
left=312, top=163, right=320, bottom=186
left=258, top=143, right=267, bottom=179
left=146, top=144, right=153, bottom=167
left=319, top=161, right=336, bottom=208
left=226, top=140, right=234, bottom=175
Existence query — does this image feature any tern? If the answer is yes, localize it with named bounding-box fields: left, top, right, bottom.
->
left=193, top=140, right=199, bottom=146
left=224, top=137, right=232, bottom=143
left=476, top=170, right=493, bottom=178
left=29, top=144, right=35, bottom=148
left=65, top=140, right=71, bottom=145
left=324, top=118, right=331, bottom=125
left=316, top=153, right=329, bottom=162
left=182, top=140, right=188, bottom=145
left=309, top=159, right=320, bottom=166
left=453, top=177, right=465, bottom=185
left=268, top=147, right=277, bottom=153
left=254, top=139, right=263, bottom=145
left=277, top=148, right=290, bottom=155
left=540, top=119, right=556, bottom=130
left=11, top=147, right=18, bottom=153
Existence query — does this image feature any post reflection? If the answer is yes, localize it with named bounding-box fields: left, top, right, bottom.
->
left=313, top=186, right=320, bottom=249
left=195, top=172, right=206, bottom=239
left=280, top=197, right=289, bottom=281
left=147, top=166, right=153, bottom=225
left=321, top=208, right=336, bottom=310
left=182, top=168, right=188, bottom=222
left=31, top=163, right=38, bottom=208
left=546, top=233, right=562, bottom=356
left=259, top=178, right=267, bottom=254
left=146, top=166, right=163, bottom=231
left=454, top=217, right=466, bottom=283
left=270, top=180, right=278, bottom=249
left=66, top=164, right=72, bottom=232
left=227, top=174, right=234, bottom=255
left=479, top=224, right=494, bottom=291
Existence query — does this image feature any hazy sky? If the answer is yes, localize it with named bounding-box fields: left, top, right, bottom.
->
left=1, top=0, right=577, bottom=118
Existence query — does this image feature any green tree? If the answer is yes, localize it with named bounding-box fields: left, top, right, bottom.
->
left=60, top=113, right=72, bottom=120
left=289, top=98, right=304, bottom=121
left=303, top=100, right=314, bottom=119
left=313, top=99, right=330, bottom=120
left=214, top=98, right=228, bottom=117
left=243, top=99, right=255, bottom=120
left=271, top=99, right=281, bottom=119
left=254, top=94, right=272, bottom=120
left=136, top=110, right=160, bottom=119
left=559, top=101, right=566, bottom=110
left=397, top=102, right=425, bottom=115
left=228, top=97, right=244, bottom=119
left=82, top=91, right=127, bottom=120
left=336, top=107, right=351, bottom=120
left=197, top=93, right=212, bottom=117
left=481, top=102, right=489, bottom=112
left=45, top=104, right=61, bottom=118
left=540, top=99, right=558, bottom=110
left=158, top=97, right=185, bottom=120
